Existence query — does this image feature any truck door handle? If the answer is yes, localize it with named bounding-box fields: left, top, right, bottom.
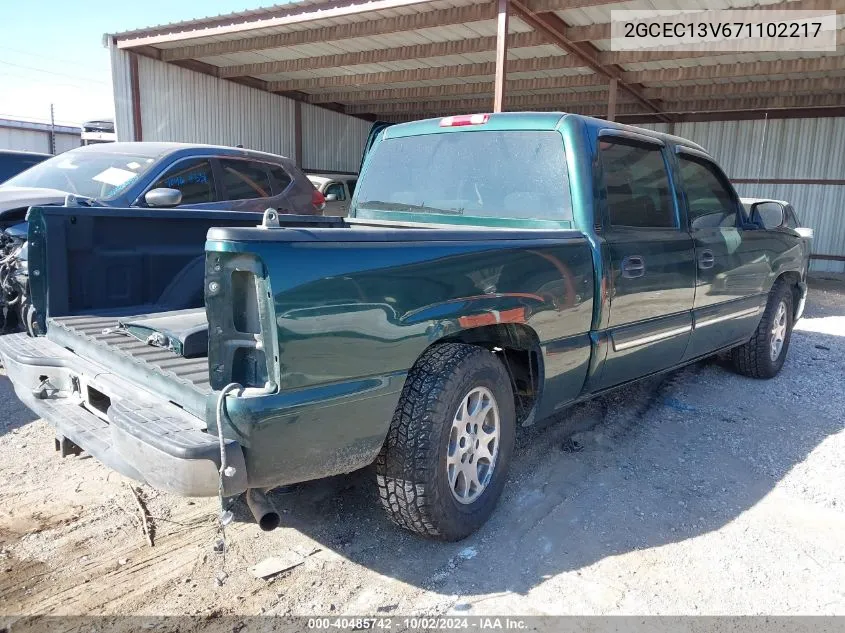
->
left=698, top=250, right=715, bottom=270
left=621, top=255, right=645, bottom=279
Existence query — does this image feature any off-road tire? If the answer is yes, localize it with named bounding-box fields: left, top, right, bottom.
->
left=731, top=281, right=794, bottom=379
left=375, top=343, right=515, bottom=541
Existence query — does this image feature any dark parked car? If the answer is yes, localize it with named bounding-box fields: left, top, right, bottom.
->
left=0, top=142, right=322, bottom=223
left=0, top=142, right=323, bottom=332
left=0, top=150, right=51, bottom=184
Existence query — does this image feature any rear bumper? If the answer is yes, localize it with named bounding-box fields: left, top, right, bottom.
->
left=0, top=333, right=247, bottom=497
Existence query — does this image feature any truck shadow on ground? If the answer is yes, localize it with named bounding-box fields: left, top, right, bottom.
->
left=243, top=317, right=844, bottom=599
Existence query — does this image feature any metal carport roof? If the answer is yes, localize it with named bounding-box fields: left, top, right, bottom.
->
left=110, top=0, right=845, bottom=123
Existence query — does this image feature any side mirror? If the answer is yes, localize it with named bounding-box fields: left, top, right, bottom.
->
left=795, top=226, right=814, bottom=239
left=324, top=193, right=339, bottom=202
left=750, top=201, right=785, bottom=230
left=144, top=187, right=183, bottom=208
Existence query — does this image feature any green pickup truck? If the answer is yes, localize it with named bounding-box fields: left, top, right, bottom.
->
left=0, top=113, right=809, bottom=541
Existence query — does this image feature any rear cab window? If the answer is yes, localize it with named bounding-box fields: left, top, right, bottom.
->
left=353, top=130, right=572, bottom=226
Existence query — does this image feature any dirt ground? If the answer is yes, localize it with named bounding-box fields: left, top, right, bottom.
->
left=1, top=276, right=844, bottom=620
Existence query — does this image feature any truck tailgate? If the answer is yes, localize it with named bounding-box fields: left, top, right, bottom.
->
left=0, top=332, right=246, bottom=497
left=46, top=310, right=211, bottom=417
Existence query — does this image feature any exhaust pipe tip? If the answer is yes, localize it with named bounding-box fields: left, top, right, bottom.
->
left=246, top=488, right=281, bottom=532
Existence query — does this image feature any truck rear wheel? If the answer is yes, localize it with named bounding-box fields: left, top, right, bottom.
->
left=731, top=281, right=794, bottom=379
left=375, top=343, right=515, bottom=541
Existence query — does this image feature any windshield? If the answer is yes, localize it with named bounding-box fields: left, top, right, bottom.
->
left=353, top=130, right=572, bottom=223
left=1, top=150, right=158, bottom=201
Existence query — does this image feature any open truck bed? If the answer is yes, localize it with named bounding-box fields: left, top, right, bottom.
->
left=0, top=206, right=345, bottom=497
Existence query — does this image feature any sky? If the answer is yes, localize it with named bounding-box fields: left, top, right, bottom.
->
left=0, top=0, right=277, bottom=127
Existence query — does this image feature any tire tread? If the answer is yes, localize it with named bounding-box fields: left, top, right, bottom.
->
left=732, top=281, right=793, bottom=379
left=375, top=343, right=509, bottom=539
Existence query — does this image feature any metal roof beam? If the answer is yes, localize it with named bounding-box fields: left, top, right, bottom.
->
left=346, top=91, right=629, bottom=114
left=523, top=0, right=630, bottom=12
left=342, top=77, right=845, bottom=112
left=301, top=74, right=608, bottom=103
left=380, top=103, right=649, bottom=121
left=646, top=76, right=845, bottom=101
left=116, top=0, right=436, bottom=48
left=160, top=3, right=500, bottom=61
left=360, top=91, right=845, bottom=118
left=624, top=51, right=845, bottom=83
left=269, top=57, right=584, bottom=91
left=494, top=0, right=510, bottom=112
left=621, top=107, right=845, bottom=124
left=509, top=0, right=669, bottom=121
left=218, top=31, right=548, bottom=77
left=662, top=93, right=845, bottom=112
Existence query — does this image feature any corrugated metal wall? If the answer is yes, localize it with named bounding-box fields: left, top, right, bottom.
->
left=110, top=51, right=373, bottom=172
left=0, top=127, right=80, bottom=154
left=136, top=56, right=296, bottom=158
left=634, top=122, right=670, bottom=134
left=54, top=133, right=81, bottom=154
left=301, top=104, right=372, bottom=173
left=674, top=118, right=845, bottom=273
left=109, top=43, right=135, bottom=142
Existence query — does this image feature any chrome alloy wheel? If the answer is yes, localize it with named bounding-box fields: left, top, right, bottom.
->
left=446, top=386, right=500, bottom=504
left=770, top=300, right=788, bottom=362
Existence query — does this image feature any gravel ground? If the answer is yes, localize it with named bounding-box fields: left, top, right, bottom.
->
left=0, top=275, right=843, bottom=619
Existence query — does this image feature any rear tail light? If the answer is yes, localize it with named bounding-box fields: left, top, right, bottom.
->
left=312, top=189, right=326, bottom=212
left=440, top=113, right=490, bottom=127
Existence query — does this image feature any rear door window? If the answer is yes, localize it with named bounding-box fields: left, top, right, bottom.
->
left=599, top=138, right=676, bottom=229
left=355, top=131, right=572, bottom=222
left=219, top=159, right=272, bottom=201
left=149, top=158, right=216, bottom=204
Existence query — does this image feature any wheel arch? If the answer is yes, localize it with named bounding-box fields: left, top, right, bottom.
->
left=431, top=323, right=544, bottom=427
left=773, top=269, right=802, bottom=318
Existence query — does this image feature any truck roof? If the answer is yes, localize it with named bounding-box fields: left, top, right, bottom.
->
left=384, top=111, right=709, bottom=156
